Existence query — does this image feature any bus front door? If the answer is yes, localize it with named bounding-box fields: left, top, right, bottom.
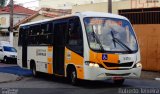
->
left=53, top=22, right=67, bottom=75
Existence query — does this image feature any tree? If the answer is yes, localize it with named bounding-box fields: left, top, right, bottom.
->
left=0, top=0, right=7, bottom=7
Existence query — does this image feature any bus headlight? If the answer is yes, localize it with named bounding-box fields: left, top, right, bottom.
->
left=89, top=63, right=94, bottom=67
left=136, top=62, right=142, bottom=68
left=85, top=61, right=100, bottom=68
left=94, top=64, right=100, bottom=68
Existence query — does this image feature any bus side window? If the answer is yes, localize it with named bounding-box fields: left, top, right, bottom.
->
left=41, top=23, right=53, bottom=45
left=66, top=17, right=83, bottom=56
left=27, top=25, right=40, bottom=45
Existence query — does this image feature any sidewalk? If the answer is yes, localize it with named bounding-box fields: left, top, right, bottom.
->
left=0, top=73, right=22, bottom=83
left=141, top=71, right=160, bottom=80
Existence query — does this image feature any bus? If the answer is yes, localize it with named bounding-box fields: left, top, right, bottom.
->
left=17, top=12, right=142, bottom=85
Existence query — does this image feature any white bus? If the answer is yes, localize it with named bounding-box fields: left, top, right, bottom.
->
left=17, top=12, right=142, bottom=85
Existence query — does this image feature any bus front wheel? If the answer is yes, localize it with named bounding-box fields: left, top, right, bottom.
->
left=68, top=67, right=78, bottom=85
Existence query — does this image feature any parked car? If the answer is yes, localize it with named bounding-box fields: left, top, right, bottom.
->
left=0, top=41, right=17, bottom=64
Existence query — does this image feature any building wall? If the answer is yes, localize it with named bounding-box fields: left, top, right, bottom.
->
left=13, top=14, right=28, bottom=26
left=133, top=24, right=160, bottom=71
left=72, top=0, right=160, bottom=14
left=39, top=0, right=109, bottom=9
left=72, top=1, right=133, bottom=14
left=0, top=13, right=28, bottom=32
left=0, top=14, right=10, bottom=28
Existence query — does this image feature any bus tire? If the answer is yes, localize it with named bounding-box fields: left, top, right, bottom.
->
left=113, top=79, right=125, bottom=86
left=30, top=61, right=37, bottom=77
left=67, top=66, right=78, bottom=85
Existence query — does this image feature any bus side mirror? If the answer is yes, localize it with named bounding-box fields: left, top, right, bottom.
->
left=0, top=49, right=2, bottom=52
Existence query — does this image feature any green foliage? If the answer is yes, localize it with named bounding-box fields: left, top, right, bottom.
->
left=0, top=0, right=7, bottom=7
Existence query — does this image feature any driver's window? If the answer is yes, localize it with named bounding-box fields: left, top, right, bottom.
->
left=66, top=17, right=83, bottom=56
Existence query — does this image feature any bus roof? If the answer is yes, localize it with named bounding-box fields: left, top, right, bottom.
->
left=20, top=11, right=129, bottom=27
left=75, top=11, right=128, bottom=20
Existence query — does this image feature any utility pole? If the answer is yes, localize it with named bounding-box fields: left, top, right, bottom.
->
left=108, top=0, right=112, bottom=13
left=9, top=0, right=14, bottom=46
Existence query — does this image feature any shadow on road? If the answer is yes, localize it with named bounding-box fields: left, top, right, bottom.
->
left=34, top=73, right=130, bottom=89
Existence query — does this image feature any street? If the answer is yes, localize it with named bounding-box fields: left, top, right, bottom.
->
left=0, top=63, right=160, bottom=94
left=0, top=74, right=160, bottom=94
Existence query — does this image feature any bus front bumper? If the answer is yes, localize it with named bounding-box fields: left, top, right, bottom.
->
left=84, top=66, right=142, bottom=81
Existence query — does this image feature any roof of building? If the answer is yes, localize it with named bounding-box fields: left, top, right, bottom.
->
left=14, top=8, right=72, bottom=29
left=0, top=5, right=36, bottom=15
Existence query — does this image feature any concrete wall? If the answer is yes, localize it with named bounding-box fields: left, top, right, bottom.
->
left=133, top=24, right=160, bottom=71
left=72, top=1, right=133, bottom=14
left=39, top=0, right=108, bottom=9
left=0, top=13, right=28, bottom=32
left=72, top=0, right=160, bottom=14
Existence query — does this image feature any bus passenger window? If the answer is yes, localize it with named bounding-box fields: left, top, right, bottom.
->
left=40, top=22, right=53, bottom=45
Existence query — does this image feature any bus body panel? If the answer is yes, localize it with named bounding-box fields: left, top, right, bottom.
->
left=65, top=47, right=84, bottom=79
left=83, top=50, right=141, bottom=80
left=17, top=47, right=22, bottom=67
left=27, top=46, right=53, bottom=74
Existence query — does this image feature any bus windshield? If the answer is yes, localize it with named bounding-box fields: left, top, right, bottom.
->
left=84, top=17, right=138, bottom=53
left=3, top=46, right=17, bottom=52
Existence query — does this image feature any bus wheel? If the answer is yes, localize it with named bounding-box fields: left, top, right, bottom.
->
left=69, top=67, right=78, bottom=85
left=113, top=79, right=125, bottom=86
left=31, top=63, right=37, bottom=77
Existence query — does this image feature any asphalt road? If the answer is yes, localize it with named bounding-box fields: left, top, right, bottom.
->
left=0, top=63, right=160, bottom=94
left=0, top=73, right=160, bottom=94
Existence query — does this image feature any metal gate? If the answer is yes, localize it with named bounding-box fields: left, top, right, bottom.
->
left=119, top=8, right=160, bottom=71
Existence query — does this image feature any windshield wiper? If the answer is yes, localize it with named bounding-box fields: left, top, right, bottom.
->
left=110, top=30, right=133, bottom=53
left=91, top=32, right=105, bottom=52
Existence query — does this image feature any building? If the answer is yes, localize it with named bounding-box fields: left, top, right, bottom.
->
left=14, top=8, right=71, bottom=31
left=0, top=5, right=36, bottom=34
left=72, top=0, right=160, bottom=14
left=39, top=0, right=120, bottom=9
left=72, top=0, right=160, bottom=72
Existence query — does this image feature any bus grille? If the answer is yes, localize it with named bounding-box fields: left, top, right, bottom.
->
left=103, top=62, right=133, bottom=67
left=105, top=73, right=131, bottom=76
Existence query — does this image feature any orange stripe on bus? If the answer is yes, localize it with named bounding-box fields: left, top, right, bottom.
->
left=48, top=46, right=52, bottom=52
left=48, top=63, right=53, bottom=74
left=48, top=57, right=52, bottom=63
left=65, top=48, right=84, bottom=79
